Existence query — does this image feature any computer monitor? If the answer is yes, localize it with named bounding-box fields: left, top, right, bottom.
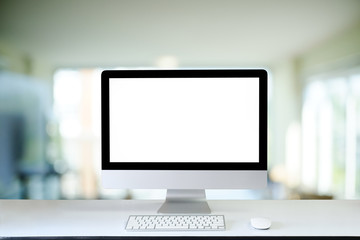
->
left=101, top=69, right=267, bottom=214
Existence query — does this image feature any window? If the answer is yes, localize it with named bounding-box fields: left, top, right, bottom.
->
left=54, top=69, right=103, bottom=199
left=302, top=70, right=360, bottom=199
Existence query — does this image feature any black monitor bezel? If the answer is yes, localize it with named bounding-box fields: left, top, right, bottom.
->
left=102, top=69, right=267, bottom=170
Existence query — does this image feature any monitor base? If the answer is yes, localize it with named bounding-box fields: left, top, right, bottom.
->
left=157, top=189, right=211, bottom=214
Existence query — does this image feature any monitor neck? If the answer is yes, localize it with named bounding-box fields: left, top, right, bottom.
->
left=158, top=189, right=211, bottom=214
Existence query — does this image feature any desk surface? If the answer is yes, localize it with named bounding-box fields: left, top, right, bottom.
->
left=0, top=200, right=359, bottom=237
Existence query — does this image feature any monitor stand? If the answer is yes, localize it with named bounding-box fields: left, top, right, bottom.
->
left=157, top=189, right=211, bottom=214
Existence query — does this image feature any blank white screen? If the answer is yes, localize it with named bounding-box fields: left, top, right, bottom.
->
left=110, top=78, right=259, bottom=163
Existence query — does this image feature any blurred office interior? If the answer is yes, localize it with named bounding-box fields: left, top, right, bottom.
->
left=0, top=0, right=360, bottom=200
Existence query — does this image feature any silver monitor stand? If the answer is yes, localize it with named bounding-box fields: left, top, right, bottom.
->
left=158, top=189, right=211, bottom=214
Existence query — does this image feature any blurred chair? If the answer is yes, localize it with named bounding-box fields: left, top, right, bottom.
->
left=0, top=71, right=60, bottom=199
left=0, top=114, right=24, bottom=198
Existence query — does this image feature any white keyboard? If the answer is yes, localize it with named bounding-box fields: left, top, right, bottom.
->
left=125, top=215, right=226, bottom=231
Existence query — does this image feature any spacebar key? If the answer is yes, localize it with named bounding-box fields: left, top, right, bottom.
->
left=155, top=225, right=189, bottom=230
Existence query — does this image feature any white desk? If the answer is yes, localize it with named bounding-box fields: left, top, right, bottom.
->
left=0, top=200, right=359, bottom=238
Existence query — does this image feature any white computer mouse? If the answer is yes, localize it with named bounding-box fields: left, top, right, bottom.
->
left=250, top=217, right=271, bottom=230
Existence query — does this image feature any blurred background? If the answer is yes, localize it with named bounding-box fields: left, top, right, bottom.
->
left=0, top=0, right=360, bottom=200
